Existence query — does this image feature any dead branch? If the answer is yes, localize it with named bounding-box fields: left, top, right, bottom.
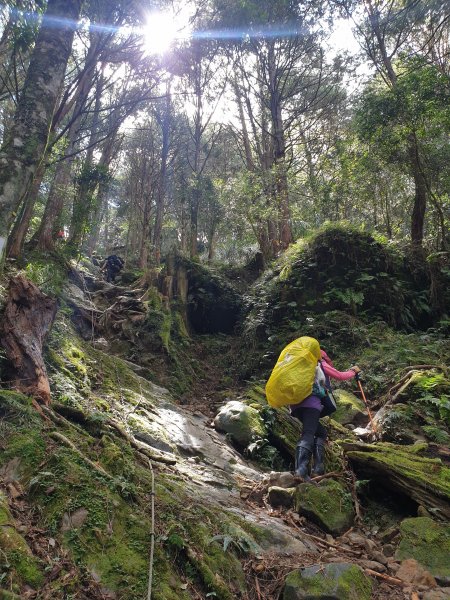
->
left=364, top=568, right=405, bottom=587
left=347, top=468, right=362, bottom=523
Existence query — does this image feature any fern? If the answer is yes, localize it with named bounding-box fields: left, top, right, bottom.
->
left=422, top=425, right=450, bottom=444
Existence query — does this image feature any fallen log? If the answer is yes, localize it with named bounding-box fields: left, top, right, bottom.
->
left=0, top=275, right=57, bottom=404
left=343, top=441, right=450, bottom=521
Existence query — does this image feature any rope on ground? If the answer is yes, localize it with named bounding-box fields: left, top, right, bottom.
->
left=146, top=457, right=155, bottom=600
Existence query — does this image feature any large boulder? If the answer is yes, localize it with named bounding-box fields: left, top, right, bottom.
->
left=396, top=517, right=450, bottom=580
left=294, top=479, right=354, bottom=535
left=331, top=390, right=366, bottom=426
left=214, top=401, right=267, bottom=446
left=283, top=562, right=372, bottom=600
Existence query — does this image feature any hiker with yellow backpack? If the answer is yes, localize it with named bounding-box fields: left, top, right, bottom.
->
left=265, top=337, right=361, bottom=481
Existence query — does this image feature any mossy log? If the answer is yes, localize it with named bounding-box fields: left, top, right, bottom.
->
left=343, top=441, right=450, bottom=521
left=0, top=275, right=57, bottom=404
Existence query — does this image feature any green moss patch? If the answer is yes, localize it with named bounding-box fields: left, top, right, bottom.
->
left=294, top=479, right=354, bottom=535
left=331, top=389, right=366, bottom=426
left=0, top=493, right=44, bottom=590
left=283, top=562, right=372, bottom=600
left=396, top=517, right=450, bottom=578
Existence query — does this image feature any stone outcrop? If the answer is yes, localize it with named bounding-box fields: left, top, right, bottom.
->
left=283, top=562, right=372, bottom=600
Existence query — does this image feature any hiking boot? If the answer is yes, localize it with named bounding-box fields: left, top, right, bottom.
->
left=295, top=441, right=313, bottom=480
left=311, top=437, right=326, bottom=477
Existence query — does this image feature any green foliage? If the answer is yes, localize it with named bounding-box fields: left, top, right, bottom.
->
left=241, top=224, right=436, bottom=380
left=422, top=425, right=450, bottom=445
left=23, top=256, right=67, bottom=296
left=244, top=438, right=285, bottom=471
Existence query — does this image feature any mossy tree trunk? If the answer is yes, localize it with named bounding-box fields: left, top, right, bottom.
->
left=343, top=441, right=450, bottom=521
left=0, top=0, right=82, bottom=264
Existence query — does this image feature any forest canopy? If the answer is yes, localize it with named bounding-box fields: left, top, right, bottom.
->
left=0, top=0, right=448, bottom=268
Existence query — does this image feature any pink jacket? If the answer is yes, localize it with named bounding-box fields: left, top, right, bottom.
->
left=322, top=361, right=356, bottom=381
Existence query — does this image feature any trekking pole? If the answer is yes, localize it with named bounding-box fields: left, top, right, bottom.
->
left=355, top=373, right=376, bottom=432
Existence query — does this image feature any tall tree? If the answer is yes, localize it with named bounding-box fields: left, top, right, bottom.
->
left=334, top=0, right=450, bottom=247
left=0, top=0, right=83, bottom=264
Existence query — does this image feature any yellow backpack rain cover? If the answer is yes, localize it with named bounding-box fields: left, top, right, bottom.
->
left=265, top=337, right=321, bottom=408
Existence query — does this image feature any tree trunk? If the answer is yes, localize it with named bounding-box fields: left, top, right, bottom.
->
left=190, top=181, right=200, bottom=258
left=84, top=131, right=118, bottom=255
left=69, top=76, right=104, bottom=251
left=153, top=88, right=171, bottom=266
left=408, top=135, right=427, bottom=247
left=343, top=441, right=450, bottom=521
left=0, top=275, right=58, bottom=405
left=0, top=0, right=82, bottom=264
left=6, top=161, right=46, bottom=258
left=268, top=44, right=292, bottom=250
left=33, top=33, right=100, bottom=252
left=33, top=154, right=73, bottom=251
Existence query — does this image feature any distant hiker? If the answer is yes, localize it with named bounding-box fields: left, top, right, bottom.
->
left=265, top=336, right=360, bottom=481
left=292, top=344, right=360, bottom=480
left=102, top=255, right=124, bottom=283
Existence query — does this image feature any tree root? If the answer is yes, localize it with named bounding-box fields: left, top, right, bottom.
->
left=106, top=418, right=177, bottom=465
left=50, top=431, right=114, bottom=481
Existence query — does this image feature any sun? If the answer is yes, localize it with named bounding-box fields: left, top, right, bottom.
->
left=142, top=11, right=189, bottom=55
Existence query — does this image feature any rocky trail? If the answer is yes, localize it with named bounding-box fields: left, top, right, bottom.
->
left=0, top=261, right=449, bottom=600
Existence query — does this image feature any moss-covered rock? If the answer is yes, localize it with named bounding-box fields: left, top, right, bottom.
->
left=214, top=400, right=267, bottom=446
left=268, top=486, right=295, bottom=508
left=294, top=479, right=354, bottom=535
left=396, top=517, right=450, bottom=578
left=331, top=390, right=366, bottom=426
left=283, top=562, right=372, bottom=599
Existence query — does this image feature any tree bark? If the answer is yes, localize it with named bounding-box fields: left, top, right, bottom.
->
left=69, top=75, right=104, bottom=251
left=0, top=0, right=82, bottom=264
left=0, top=275, right=58, bottom=404
left=6, top=161, right=46, bottom=258
left=33, top=32, right=100, bottom=252
left=408, top=135, right=427, bottom=247
left=153, top=86, right=172, bottom=266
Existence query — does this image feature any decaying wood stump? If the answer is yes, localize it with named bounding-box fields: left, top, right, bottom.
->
left=0, top=275, right=58, bottom=404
